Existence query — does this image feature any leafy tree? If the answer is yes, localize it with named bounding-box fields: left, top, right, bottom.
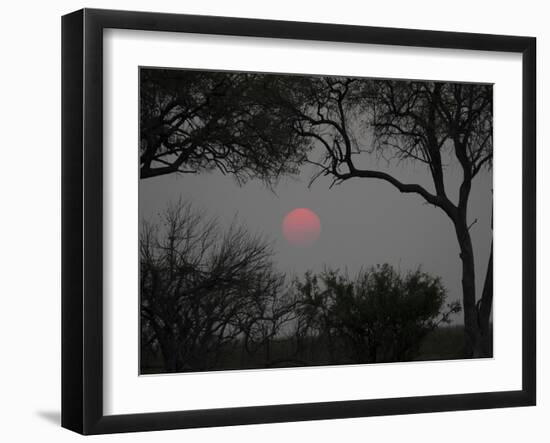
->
left=293, top=265, right=461, bottom=363
left=140, top=69, right=311, bottom=182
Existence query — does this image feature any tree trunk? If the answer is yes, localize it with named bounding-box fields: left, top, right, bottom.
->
left=454, top=220, right=482, bottom=358
left=478, top=242, right=493, bottom=356
left=157, top=333, right=179, bottom=372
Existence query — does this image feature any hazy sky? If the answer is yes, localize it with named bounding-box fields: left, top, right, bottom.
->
left=139, top=144, right=492, bottom=323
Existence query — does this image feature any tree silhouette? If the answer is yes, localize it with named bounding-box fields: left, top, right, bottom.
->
left=140, top=200, right=286, bottom=372
left=274, top=77, right=492, bottom=357
left=140, top=69, right=310, bottom=182
left=293, top=265, right=461, bottom=363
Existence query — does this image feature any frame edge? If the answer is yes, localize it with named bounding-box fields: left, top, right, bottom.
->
left=521, top=36, right=537, bottom=406
left=61, top=8, right=85, bottom=435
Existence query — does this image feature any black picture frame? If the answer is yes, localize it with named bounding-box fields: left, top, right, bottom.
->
left=62, top=8, right=536, bottom=435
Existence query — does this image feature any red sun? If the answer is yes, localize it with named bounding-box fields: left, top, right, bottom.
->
left=282, top=208, right=321, bottom=247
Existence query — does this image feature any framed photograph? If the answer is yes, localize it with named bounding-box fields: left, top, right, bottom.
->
left=61, top=8, right=536, bottom=435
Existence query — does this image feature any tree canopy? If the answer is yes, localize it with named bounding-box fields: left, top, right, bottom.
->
left=140, top=69, right=312, bottom=182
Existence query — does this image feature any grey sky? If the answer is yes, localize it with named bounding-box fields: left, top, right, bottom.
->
left=139, top=144, right=492, bottom=323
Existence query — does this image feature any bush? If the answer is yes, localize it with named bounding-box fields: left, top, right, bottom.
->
left=293, top=264, right=461, bottom=363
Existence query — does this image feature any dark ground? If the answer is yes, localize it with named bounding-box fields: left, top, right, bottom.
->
left=141, top=325, right=493, bottom=374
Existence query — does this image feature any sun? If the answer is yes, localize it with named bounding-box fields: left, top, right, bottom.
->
left=282, top=208, right=321, bottom=247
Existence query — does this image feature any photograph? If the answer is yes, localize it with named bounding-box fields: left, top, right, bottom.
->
left=138, top=68, right=494, bottom=374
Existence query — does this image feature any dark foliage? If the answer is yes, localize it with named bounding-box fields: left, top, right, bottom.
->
left=292, top=266, right=461, bottom=364
left=140, top=69, right=311, bottom=182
